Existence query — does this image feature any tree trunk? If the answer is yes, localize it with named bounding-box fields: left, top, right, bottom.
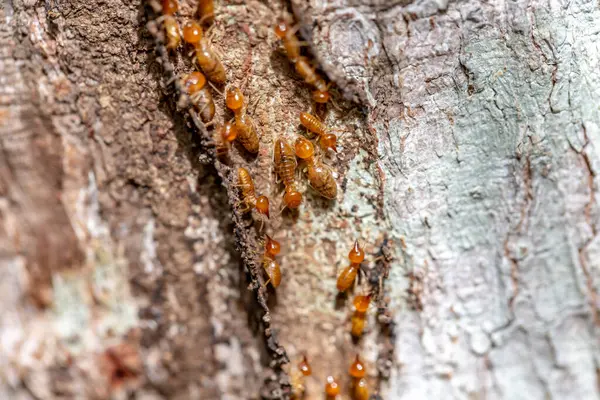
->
left=1, top=0, right=598, bottom=399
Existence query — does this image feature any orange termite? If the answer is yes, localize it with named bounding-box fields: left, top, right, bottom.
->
left=263, top=258, right=281, bottom=288
left=161, top=0, right=180, bottom=51
left=182, top=71, right=214, bottom=122
left=161, top=0, right=178, bottom=15
left=336, top=241, right=364, bottom=292
left=351, top=294, right=370, bottom=337
left=325, top=376, right=340, bottom=398
left=197, top=0, right=214, bottom=25
left=274, top=21, right=333, bottom=104
left=290, top=354, right=310, bottom=399
left=163, top=17, right=181, bottom=50
left=312, top=89, right=331, bottom=104
left=348, top=240, right=365, bottom=264
left=351, top=313, right=367, bottom=338
left=264, top=234, right=281, bottom=258
left=353, top=294, right=371, bottom=313
left=182, top=21, right=226, bottom=84
left=349, top=355, right=366, bottom=379
left=353, top=378, right=369, bottom=400
left=298, top=355, right=311, bottom=376
left=237, top=167, right=270, bottom=218
left=274, top=138, right=303, bottom=209
left=274, top=20, right=302, bottom=62
left=295, top=57, right=328, bottom=91
left=214, top=122, right=237, bottom=157
left=299, top=112, right=338, bottom=152
left=294, top=137, right=337, bottom=199
left=262, top=236, right=281, bottom=288
left=226, top=87, right=259, bottom=153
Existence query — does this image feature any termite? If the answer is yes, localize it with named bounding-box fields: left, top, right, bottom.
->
left=299, top=112, right=338, bottom=152
left=353, top=294, right=371, bottom=313
left=290, top=354, right=311, bottom=399
left=182, top=21, right=226, bottom=84
left=263, top=258, right=281, bottom=288
left=237, top=167, right=270, bottom=218
left=325, top=376, right=340, bottom=398
left=349, top=355, right=366, bottom=379
left=353, top=378, right=369, bottom=400
left=349, top=356, right=368, bottom=400
left=274, top=20, right=302, bottom=62
left=295, top=57, right=328, bottom=91
left=160, top=0, right=181, bottom=51
left=295, top=56, right=333, bottom=105
left=262, top=235, right=281, bottom=288
left=163, top=17, right=181, bottom=50
left=197, top=0, right=214, bottom=25
left=274, top=138, right=303, bottom=209
left=298, top=355, right=311, bottom=376
left=294, top=137, right=337, bottom=199
left=351, top=313, right=366, bottom=338
left=336, top=241, right=365, bottom=292
left=226, top=87, right=259, bottom=154
left=161, top=0, right=178, bottom=14
left=214, top=122, right=237, bottom=157
left=351, top=294, right=371, bottom=338
left=274, top=21, right=334, bottom=105
left=182, top=71, right=215, bottom=122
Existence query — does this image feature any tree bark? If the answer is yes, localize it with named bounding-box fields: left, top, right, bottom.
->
left=1, top=0, right=599, bottom=399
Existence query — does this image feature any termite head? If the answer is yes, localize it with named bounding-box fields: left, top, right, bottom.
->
left=161, top=0, right=178, bottom=15
left=256, top=195, right=270, bottom=218
left=312, top=89, right=330, bottom=104
left=225, top=87, right=244, bottom=111
left=325, top=376, right=340, bottom=396
left=182, top=71, right=206, bottom=94
left=221, top=121, right=237, bottom=142
left=348, top=240, right=365, bottom=264
left=319, top=133, right=338, bottom=152
left=349, top=354, right=366, bottom=378
left=265, top=235, right=280, bottom=256
left=294, top=137, right=315, bottom=159
left=298, top=355, right=311, bottom=376
left=182, top=20, right=203, bottom=45
left=274, top=20, right=290, bottom=39
left=284, top=189, right=302, bottom=209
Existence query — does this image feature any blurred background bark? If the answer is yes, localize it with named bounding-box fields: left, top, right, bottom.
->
left=1, top=0, right=598, bottom=399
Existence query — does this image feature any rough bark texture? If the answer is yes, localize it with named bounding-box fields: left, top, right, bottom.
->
left=1, top=0, right=599, bottom=399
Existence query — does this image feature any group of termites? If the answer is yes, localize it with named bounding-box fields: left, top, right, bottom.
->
left=153, top=1, right=375, bottom=398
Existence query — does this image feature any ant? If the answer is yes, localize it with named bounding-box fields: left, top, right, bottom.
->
left=226, top=87, right=259, bottom=154
left=274, top=138, right=303, bottom=209
left=294, top=137, right=337, bottom=199
left=336, top=241, right=365, bottom=292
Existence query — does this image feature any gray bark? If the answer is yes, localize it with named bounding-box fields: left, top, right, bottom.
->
left=300, top=0, right=600, bottom=398
left=1, top=0, right=599, bottom=399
